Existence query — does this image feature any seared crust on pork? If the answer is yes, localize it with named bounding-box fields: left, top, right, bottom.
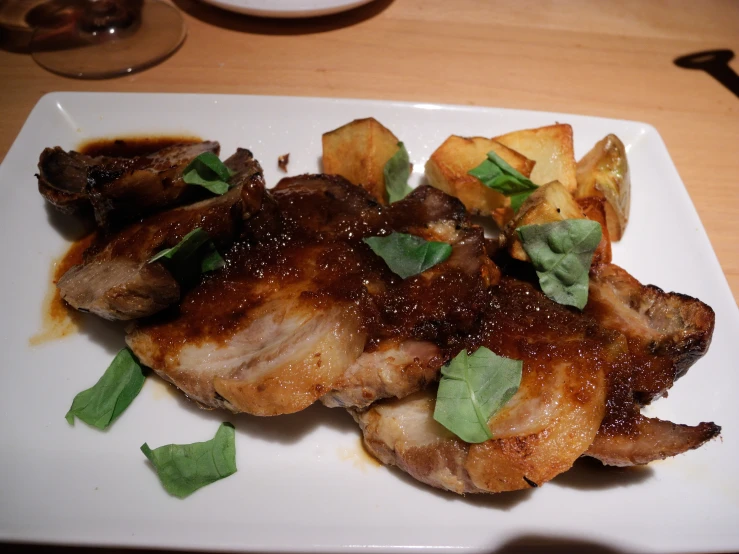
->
left=38, top=141, right=221, bottom=226
left=586, top=263, right=715, bottom=403
left=57, top=149, right=265, bottom=320
left=354, top=268, right=720, bottom=492
left=586, top=414, right=720, bottom=466
left=127, top=180, right=496, bottom=415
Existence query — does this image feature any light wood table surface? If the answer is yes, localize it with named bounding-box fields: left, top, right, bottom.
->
left=1, top=0, right=738, bottom=303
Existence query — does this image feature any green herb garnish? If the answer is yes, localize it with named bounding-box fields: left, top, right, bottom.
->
left=363, top=232, right=452, bottom=279
left=182, top=152, right=235, bottom=195
left=433, top=347, right=522, bottom=444
left=149, top=228, right=211, bottom=264
left=141, top=423, right=237, bottom=499
left=65, top=348, right=145, bottom=430
left=384, top=142, right=413, bottom=203
left=468, top=150, right=538, bottom=211
left=149, top=227, right=225, bottom=279
left=517, top=219, right=602, bottom=310
left=200, top=243, right=226, bottom=273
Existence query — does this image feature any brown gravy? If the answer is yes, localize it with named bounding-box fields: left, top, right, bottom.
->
left=78, top=136, right=201, bottom=158
left=30, top=233, right=96, bottom=346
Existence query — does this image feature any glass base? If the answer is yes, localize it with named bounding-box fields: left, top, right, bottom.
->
left=30, top=0, right=186, bottom=79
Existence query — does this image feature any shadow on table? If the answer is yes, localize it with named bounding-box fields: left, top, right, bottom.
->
left=172, top=0, right=394, bottom=36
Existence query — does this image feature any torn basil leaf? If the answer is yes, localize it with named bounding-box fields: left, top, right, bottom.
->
left=384, top=142, right=413, bottom=203
left=363, top=232, right=452, bottom=279
left=65, top=348, right=145, bottom=430
left=141, top=423, right=237, bottom=499
left=433, top=347, right=522, bottom=444
left=517, top=219, right=602, bottom=310
left=182, top=152, right=235, bottom=195
left=149, top=227, right=224, bottom=280
left=149, top=228, right=211, bottom=264
left=200, top=243, right=226, bottom=273
left=468, top=150, right=538, bottom=212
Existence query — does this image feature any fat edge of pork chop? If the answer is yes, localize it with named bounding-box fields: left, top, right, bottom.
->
left=586, top=262, right=715, bottom=403
left=57, top=149, right=265, bottom=320
left=127, top=178, right=497, bottom=416
left=586, top=415, right=720, bottom=467
left=38, top=141, right=220, bottom=226
left=583, top=262, right=720, bottom=466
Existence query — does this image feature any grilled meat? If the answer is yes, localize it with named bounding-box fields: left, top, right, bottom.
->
left=37, top=147, right=100, bottom=216
left=583, top=262, right=719, bottom=465
left=320, top=339, right=442, bottom=409
left=586, top=414, right=720, bottom=466
left=127, top=178, right=497, bottom=415
left=586, top=262, right=715, bottom=404
left=354, top=277, right=614, bottom=493
left=38, top=132, right=719, bottom=493
left=57, top=149, right=265, bottom=321
left=354, top=271, right=719, bottom=493
left=38, top=141, right=220, bottom=226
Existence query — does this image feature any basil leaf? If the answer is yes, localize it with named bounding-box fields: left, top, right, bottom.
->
left=433, top=347, right=522, bottom=444
left=65, top=348, right=145, bottom=430
left=468, top=150, right=538, bottom=211
left=384, top=142, right=413, bottom=203
left=149, top=227, right=224, bottom=281
left=182, top=152, right=234, bottom=195
left=509, top=190, right=532, bottom=213
left=200, top=243, right=226, bottom=273
left=517, top=219, right=602, bottom=310
left=149, top=228, right=211, bottom=264
left=141, top=423, right=237, bottom=499
left=363, top=232, right=452, bottom=279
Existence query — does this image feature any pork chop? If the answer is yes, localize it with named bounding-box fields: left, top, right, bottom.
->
left=38, top=141, right=220, bottom=226
left=57, top=149, right=265, bottom=320
left=586, top=262, right=714, bottom=403
left=354, top=277, right=615, bottom=493
left=583, top=262, right=719, bottom=465
left=354, top=271, right=720, bottom=493
left=127, top=178, right=496, bottom=415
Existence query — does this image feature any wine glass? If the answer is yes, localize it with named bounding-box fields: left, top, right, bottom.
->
left=29, top=0, right=186, bottom=79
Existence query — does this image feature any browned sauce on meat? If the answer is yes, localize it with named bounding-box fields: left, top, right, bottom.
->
left=138, top=180, right=493, bottom=366
left=78, top=136, right=202, bottom=158
left=463, top=276, right=668, bottom=438
left=29, top=233, right=96, bottom=345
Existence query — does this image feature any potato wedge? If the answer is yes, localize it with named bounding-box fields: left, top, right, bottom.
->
left=495, top=124, right=577, bottom=193
left=322, top=117, right=402, bottom=204
left=576, top=197, right=612, bottom=264
left=505, top=181, right=584, bottom=261
left=575, top=134, right=630, bottom=241
left=424, top=135, right=534, bottom=222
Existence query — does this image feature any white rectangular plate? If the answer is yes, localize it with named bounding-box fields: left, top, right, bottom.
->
left=1, top=93, right=738, bottom=553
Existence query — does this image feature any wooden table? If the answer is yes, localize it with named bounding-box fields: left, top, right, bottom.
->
left=1, top=0, right=737, bottom=302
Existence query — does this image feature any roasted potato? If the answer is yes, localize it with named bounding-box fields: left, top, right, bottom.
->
left=575, top=134, right=630, bottom=241
left=505, top=180, right=584, bottom=261
left=576, top=196, right=612, bottom=264
left=424, top=135, right=534, bottom=223
left=495, top=124, right=577, bottom=193
left=322, top=117, right=402, bottom=204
